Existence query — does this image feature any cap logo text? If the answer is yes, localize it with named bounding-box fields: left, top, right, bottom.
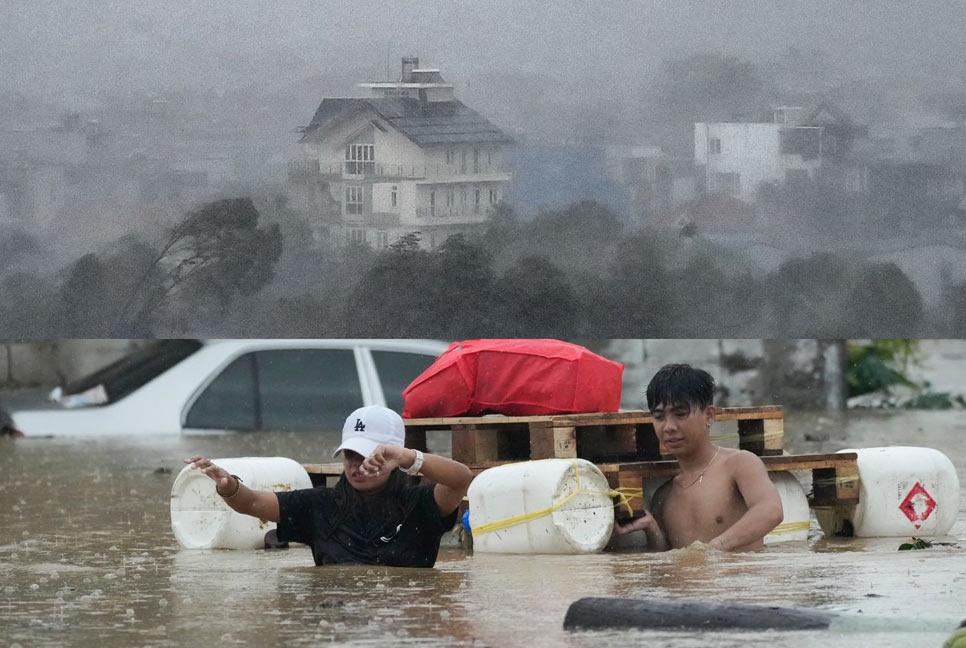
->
left=354, top=419, right=366, bottom=432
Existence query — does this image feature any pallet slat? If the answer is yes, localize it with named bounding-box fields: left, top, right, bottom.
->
left=407, top=406, right=785, bottom=463
left=404, top=406, right=784, bottom=429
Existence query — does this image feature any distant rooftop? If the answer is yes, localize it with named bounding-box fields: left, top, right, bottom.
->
left=301, top=97, right=513, bottom=147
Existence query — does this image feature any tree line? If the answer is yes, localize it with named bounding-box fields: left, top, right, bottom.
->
left=2, top=196, right=954, bottom=338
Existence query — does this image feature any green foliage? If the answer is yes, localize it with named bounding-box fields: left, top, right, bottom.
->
left=841, top=263, right=924, bottom=336
left=903, top=392, right=964, bottom=410
left=489, top=255, right=581, bottom=337
left=846, top=340, right=919, bottom=397
left=898, top=537, right=932, bottom=551
left=116, top=197, right=283, bottom=334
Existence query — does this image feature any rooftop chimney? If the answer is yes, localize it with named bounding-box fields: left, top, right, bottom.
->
left=401, top=56, right=418, bottom=82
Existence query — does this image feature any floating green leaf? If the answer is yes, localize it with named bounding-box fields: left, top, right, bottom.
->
left=898, top=537, right=932, bottom=551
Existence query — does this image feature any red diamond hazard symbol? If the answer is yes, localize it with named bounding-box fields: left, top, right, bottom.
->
left=898, top=482, right=936, bottom=530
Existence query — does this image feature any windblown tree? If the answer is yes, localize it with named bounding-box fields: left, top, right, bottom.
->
left=489, top=255, right=581, bottom=337
left=842, top=262, right=924, bottom=337
left=587, top=232, right=673, bottom=337
left=425, top=234, right=495, bottom=337
left=58, top=254, right=112, bottom=336
left=764, top=253, right=852, bottom=337
left=116, top=198, right=282, bottom=335
left=344, top=233, right=436, bottom=336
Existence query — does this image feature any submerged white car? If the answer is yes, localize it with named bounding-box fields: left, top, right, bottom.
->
left=2, top=339, right=448, bottom=438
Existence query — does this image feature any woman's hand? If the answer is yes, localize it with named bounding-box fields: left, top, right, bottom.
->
left=361, top=445, right=414, bottom=476
left=184, top=456, right=234, bottom=493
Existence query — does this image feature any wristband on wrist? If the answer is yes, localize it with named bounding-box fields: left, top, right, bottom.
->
left=402, top=449, right=424, bottom=476
left=217, top=474, right=242, bottom=498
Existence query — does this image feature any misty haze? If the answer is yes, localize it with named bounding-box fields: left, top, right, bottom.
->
left=3, top=1, right=966, bottom=337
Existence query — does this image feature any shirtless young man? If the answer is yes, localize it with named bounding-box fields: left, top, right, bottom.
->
left=613, top=364, right=783, bottom=551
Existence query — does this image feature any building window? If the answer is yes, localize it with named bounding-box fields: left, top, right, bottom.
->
left=489, top=188, right=498, bottom=204
left=430, top=190, right=436, bottom=217
left=487, top=149, right=492, bottom=167
left=345, top=144, right=374, bottom=175
left=376, top=231, right=389, bottom=249
left=460, top=187, right=467, bottom=206
left=446, top=189, right=454, bottom=213
left=473, top=148, right=480, bottom=173
left=474, top=188, right=481, bottom=213
left=712, top=172, right=740, bottom=195
left=345, top=185, right=364, bottom=214
left=709, top=138, right=722, bottom=155
left=446, top=149, right=455, bottom=165
left=460, top=150, right=467, bottom=174
left=346, top=228, right=366, bottom=244
left=390, top=185, right=397, bottom=208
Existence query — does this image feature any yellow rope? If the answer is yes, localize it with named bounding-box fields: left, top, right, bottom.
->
left=768, top=520, right=811, bottom=534
left=469, top=459, right=812, bottom=539
left=471, top=461, right=643, bottom=536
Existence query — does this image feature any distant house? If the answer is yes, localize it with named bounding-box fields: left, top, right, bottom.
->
left=604, top=145, right=696, bottom=220
left=857, top=114, right=966, bottom=226
left=290, top=58, right=513, bottom=249
left=694, top=101, right=867, bottom=202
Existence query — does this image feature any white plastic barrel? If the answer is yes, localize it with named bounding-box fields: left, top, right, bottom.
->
left=815, top=446, right=960, bottom=538
left=468, top=458, right=615, bottom=554
left=170, top=457, right=313, bottom=550
left=764, top=471, right=811, bottom=544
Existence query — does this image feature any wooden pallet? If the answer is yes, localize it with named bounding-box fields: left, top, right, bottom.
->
left=302, top=451, right=859, bottom=514
left=596, top=452, right=859, bottom=511
left=403, top=406, right=785, bottom=465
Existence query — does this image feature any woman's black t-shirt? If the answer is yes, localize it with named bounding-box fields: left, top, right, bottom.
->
left=274, top=484, right=458, bottom=567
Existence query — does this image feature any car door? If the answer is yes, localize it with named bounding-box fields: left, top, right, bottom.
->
left=182, top=347, right=366, bottom=433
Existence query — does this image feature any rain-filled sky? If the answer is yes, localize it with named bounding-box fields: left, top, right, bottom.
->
left=4, top=0, right=966, bottom=101
left=3, top=1, right=966, bottom=338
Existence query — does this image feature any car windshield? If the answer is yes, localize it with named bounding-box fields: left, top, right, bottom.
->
left=58, top=339, right=203, bottom=404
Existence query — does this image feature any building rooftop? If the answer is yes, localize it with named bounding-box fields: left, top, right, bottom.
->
left=301, top=97, right=513, bottom=147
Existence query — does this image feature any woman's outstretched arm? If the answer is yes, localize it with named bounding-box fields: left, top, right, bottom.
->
left=184, top=456, right=281, bottom=523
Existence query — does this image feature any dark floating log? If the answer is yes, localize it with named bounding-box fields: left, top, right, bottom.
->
left=564, top=597, right=834, bottom=631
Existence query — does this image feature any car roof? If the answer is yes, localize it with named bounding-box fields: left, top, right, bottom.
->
left=198, top=339, right=449, bottom=353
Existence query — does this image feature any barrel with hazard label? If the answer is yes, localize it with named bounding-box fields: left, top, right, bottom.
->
left=468, top=458, right=616, bottom=554
left=170, top=457, right=312, bottom=549
left=815, top=447, right=960, bottom=538
left=765, top=471, right=811, bottom=544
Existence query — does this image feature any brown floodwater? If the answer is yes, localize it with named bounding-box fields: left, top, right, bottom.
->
left=1, top=410, right=965, bottom=647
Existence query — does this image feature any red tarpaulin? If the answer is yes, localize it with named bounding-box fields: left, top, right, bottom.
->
left=402, top=339, right=624, bottom=418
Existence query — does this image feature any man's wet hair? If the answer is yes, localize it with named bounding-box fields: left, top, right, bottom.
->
left=646, top=364, right=715, bottom=412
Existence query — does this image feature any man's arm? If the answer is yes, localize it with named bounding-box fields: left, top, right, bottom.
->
left=709, top=451, right=783, bottom=551
left=362, top=446, right=474, bottom=515
left=184, top=456, right=281, bottom=523
left=612, top=482, right=670, bottom=551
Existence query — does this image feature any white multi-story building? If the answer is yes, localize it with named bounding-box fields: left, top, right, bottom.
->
left=694, top=104, right=857, bottom=202
left=290, top=57, right=513, bottom=249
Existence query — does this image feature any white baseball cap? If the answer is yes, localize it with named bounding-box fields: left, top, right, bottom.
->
left=333, top=405, right=406, bottom=459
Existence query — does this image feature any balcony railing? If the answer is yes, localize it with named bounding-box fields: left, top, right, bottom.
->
left=415, top=207, right=489, bottom=220
left=287, top=158, right=320, bottom=180
left=317, top=162, right=511, bottom=179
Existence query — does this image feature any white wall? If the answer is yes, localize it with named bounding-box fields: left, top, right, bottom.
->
left=695, top=122, right=783, bottom=201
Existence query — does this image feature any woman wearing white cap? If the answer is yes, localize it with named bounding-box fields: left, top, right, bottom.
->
left=184, top=405, right=473, bottom=567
